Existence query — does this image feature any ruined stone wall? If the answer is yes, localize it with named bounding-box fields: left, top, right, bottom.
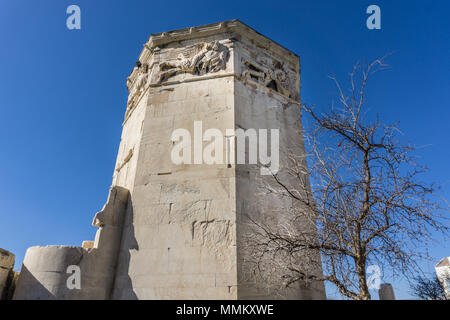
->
left=13, top=186, right=129, bottom=300
left=0, top=248, right=15, bottom=299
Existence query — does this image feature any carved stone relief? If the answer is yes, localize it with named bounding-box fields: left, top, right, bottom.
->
left=124, top=41, right=230, bottom=119
left=115, top=148, right=134, bottom=172
left=241, top=57, right=294, bottom=99
left=125, top=64, right=150, bottom=118
left=156, top=40, right=229, bottom=83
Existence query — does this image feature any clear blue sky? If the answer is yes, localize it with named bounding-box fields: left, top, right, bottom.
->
left=0, top=0, right=448, bottom=299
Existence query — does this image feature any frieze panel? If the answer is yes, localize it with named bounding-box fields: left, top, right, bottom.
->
left=240, top=56, right=296, bottom=99
left=153, top=40, right=229, bottom=83
left=124, top=40, right=230, bottom=119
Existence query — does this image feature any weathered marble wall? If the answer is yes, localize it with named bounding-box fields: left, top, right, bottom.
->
left=113, top=75, right=237, bottom=299
left=112, top=90, right=147, bottom=192
left=233, top=35, right=326, bottom=299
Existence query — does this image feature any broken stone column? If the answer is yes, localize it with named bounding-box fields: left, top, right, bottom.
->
left=13, top=245, right=86, bottom=299
left=378, top=283, right=396, bottom=300
left=13, top=186, right=129, bottom=300
left=0, top=248, right=15, bottom=300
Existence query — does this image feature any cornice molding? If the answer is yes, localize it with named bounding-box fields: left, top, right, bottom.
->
left=138, top=20, right=299, bottom=67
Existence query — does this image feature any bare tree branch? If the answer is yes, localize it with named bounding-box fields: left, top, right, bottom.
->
left=245, top=56, right=449, bottom=300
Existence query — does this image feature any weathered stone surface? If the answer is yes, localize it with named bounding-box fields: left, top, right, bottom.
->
left=378, top=283, right=396, bottom=300
left=0, top=248, right=14, bottom=269
left=81, top=241, right=94, bottom=249
left=0, top=248, right=15, bottom=300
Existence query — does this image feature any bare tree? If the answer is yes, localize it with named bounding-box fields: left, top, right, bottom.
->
left=247, top=57, right=449, bottom=300
left=410, top=274, right=447, bottom=300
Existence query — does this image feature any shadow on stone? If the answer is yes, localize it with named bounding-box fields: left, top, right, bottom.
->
left=13, top=265, right=54, bottom=300
left=111, top=196, right=139, bottom=300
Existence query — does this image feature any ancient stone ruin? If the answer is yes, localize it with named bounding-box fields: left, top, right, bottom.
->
left=0, top=248, right=18, bottom=300
left=10, top=20, right=326, bottom=300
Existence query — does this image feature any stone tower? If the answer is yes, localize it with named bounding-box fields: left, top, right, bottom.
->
left=13, top=20, right=326, bottom=300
